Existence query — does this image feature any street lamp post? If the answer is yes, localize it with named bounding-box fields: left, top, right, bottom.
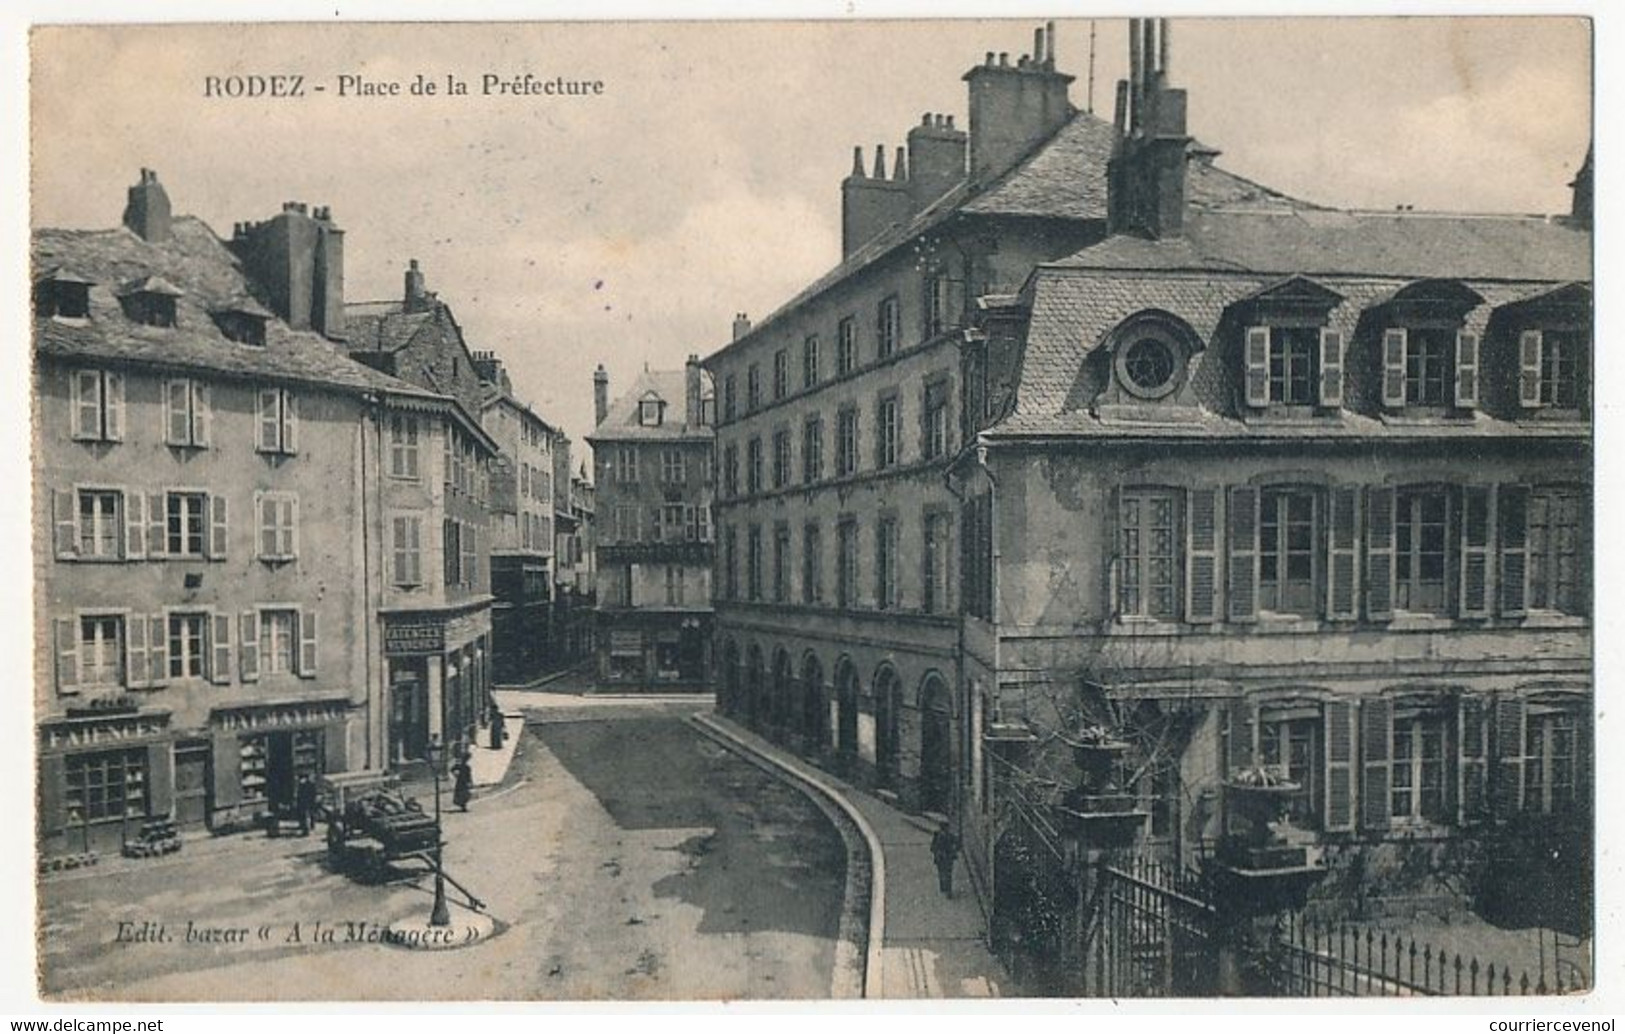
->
left=427, top=734, right=451, bottom=928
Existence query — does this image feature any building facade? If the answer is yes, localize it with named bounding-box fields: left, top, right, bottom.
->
left=553, top=458, right=597, bottom=666
left=587, top=360, right=713, bottom=687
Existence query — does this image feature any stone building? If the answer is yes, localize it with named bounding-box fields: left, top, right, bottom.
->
left=32, top=172, right=461, bottom=853
left=587, top=361, right=714, bottom=687
left=953, top=22, right=1591, bottom=946
left=702, top=23, right=1288, bottom=812
left=553, top=458, right=597, bottom=666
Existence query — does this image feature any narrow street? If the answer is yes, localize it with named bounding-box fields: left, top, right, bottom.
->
left=39, top=698, right=859, bottom=1001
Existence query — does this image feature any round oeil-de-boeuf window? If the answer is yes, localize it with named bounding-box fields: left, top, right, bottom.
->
left=1119, top=335, right=1179, bottom=398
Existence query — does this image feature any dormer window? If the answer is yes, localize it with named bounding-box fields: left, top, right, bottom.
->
left=1508, top=284, right=1592, bottom=415
left=34, top=268, right=93, bottom=319
left=1107, top=313, right=1195, bottom=402
left=1531, top=330, right=1585, bottom=408
left=638, top=393, right=666, bottom=427
left=213, top=299, right=272, bottom=347
left=1378, top=280, right=1484, bottom=412
left=1240, top=276, right=1345, bottom=411
left=118, top=275, right=183, bottom=329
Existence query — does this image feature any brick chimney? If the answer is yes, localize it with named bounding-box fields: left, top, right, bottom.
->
left=907, top=113, right=967, bottom=210
left=472, top=349, right=504, bottom=386
left=840, top=144, right=913, bottom=257
left=962, top=23, right=1074, bottom=183
left=122, top=168, right=172, bottom=243
left=685, top=354, right=703, bottom=429
left=403, top=259, right=436, bottom=313
left=732, top=313, right=753, bottom=341
left=230, top=200, right=346, bottom=339
left=1569, top=146, right=1593, bottom=229
left=593, top=364, right=609, bottom=427
left=1107, top=18, right=1190, bottom=238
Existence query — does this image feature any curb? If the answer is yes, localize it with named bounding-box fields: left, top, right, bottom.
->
left=689, top=713, right=886, bottom=1000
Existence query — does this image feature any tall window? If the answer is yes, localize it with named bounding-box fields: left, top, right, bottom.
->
left=167, top=493, right=208, bottom=557
left=1260, top=715, right=1320, bottom=826
left=747, top=526, right=763, bottom=601
left=77, top=490, right=121, bottom=559
left=773, top=524, right=791, bottom=603
left=389, top=414, right=420, bottom=478
left=1260, top=489, right=1316, bottom=615
left=65, top=749, right=147, bottom=822
left=616, top=445, right=638, bottom=484
left=876, top=394, right=899, bottom=468
left=723, top=443, right=739, bottom=498
left=665, top=565, right=685, bottom=606
left=724, top=526, right=738, bottom=600
left=803, top=335, right=821, bottom=389
left=837, top=520, right=859, bottom=608
left=803, top=523, right=823, bottom=604
left=256, top=388, right=298, bottom=454
left=877, top=295, right=900, bottom=359
left=1118, top=489, right=1180, bottom=620
left=1528, top=488, right=1584, bottom=613
left=803, top=415, right=824, bottom=484
left=1525, top=707, right=1580, bottom=814
left=836, top=407, right=859, bottom=477
left=168, top=612, right=208, bottom=679
left=837, top=317, right=857, bottom=375
left=260, top=609, right=298, bottom=675
left=923, top=511, right=950, bottom=615
left=723, top=375, right=737, bottom=422
left=70, top=369, right=124, bottom=443
left=392, top=515, right=423, bottom=586
left=876, top=517, right=899, bottom=610
left=79, top=615, right=124, bottom=687
left=1268, top=327, right=1320, bottom=405
left=662, top=447, right=686, bottom=483
left=257, top=493, right=298, bottom=561
left=923, top=379, right=950, bottom=460
left=1391, top=712, right=1447, bottom=822
left=661, top=504, right=686, bottom=543
left=773, top=349, right=789, bottom=400
left=165, top=378, right=211, bottom=448
left=747, top=364, right=762, bottom=411
left=1395, top=488, right=1449, bottom=614
left=772, top=429, right=791, bottom=489
left=1405, top=329, right=1453, bottom=406
left=747, top=437, right=763, bottom=495
left=1540, top=330, right=1584, bottom=408
left=443, top=519, right=462, bottom=586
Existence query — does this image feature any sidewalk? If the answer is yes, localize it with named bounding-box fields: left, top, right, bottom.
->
left=467, top=709, right=526, bottom=788
left=693, top=712, right=1008, bottom=999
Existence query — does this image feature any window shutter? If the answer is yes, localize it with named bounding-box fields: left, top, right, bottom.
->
left=1360, top=696, right=1392, bottom=832
left=102, top=371, right=125, bottom=441
left=286, top=496, right=299, bottom=559
left=52, top=488, right=78, bottom=559
left=1244, top=326, right=1270, bottom=407
left=258, top=389, right=280, bottom=451
left=1365, top=487, right=1396, bottom=620
left=165, top=380, right=190, bottom=445
left=1492, top=694, right=1526, bottom=818
left=208, top=494, right=229, bottom=560
left=1519, top=330, right=1543, bottom=408
left=1458, top=696, right=1488, bottom=824
left=1326, top=486, right=1360, bottom=619
left=1498, top=484, right=1530, bottom=617
left=124, top=492, right=146, bottom=560
left=1226, top=486, right=1259, bottom=622
left=192, top=382, right=212, bottom=447
left=282, top=392, right=299, bottom=453
left=1382, top=328, right=1408, bottom=408
left=54, top=617, right=78, bottom=693
left=148, top=493, right=168, bottom=559
left=1185, top=487, right=1219, bottom=623
left=125, top=611, right=149, bottom=690
left=147, top=615, right=168, bottom=687
left=211, top=612, right=233, bottom=686
left=1455, top=331, right=1480, bottom=409
left=1225, top=697, right=1256, bottom=777
left=1458, top=486, right=1492, bottom=617
left=256, top=493, right=271, bottom=559
left=1323, top=699, right=1356, bottom=832
left=69, top=370, right=90, bottom=439
left=298, top=610, right=318, bottom=677
left=1319, top=329, right=1345, bottom=408
left=239, top=611, right=260, bottom=682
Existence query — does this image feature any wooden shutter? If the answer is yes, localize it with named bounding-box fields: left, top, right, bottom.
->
left=1326, top=486, right=1360, bottom=619
left=239, top=611, right=260, bottom=682
left=191, top=382, right=212, bottom=447
left=1365, top=487, right=1396, bottom=620
left=1225, top=698, right=1257, bottom=777
left=147, top=493, right=168, bottom=559
left=211, top=613, right=233, bottom=685
left=1244, top=326, right=1270, bottom=407
left=1226, top=486, right=1259, bottom=622
left=1455, top=332, right=1480, bottom=408
left=255, top=493, right=271, bottom=559
left=1458, top=695, right=1489, bottom=824
left=1319, top=329, right=1344, bottom=408
left=258, top=388, right=280, bottom=451
left=147, top=614, right=168, bottom=687
left=1458, top=486, right=1492, bottom=617
left=125, top=613, right=149, bottom=690
left=124, top=492, right=146, bottom=560
left=282, top=392, right=299, bottom=453
left=165, top=379, right=189, bottom=445
left=1185, top=488, right=1220, bottom=623
left=54, top=617, right=78, bottom=693
left=1382, top=328, right=1408, bottom=408
left=208, top=495, right=229, bottom=560
left=1492, top=694, right=1526, bottom=818
left=1498, top=484, right=1530, bottom=617
left=1360, top=696, right=1393, bottom=832
left=52, top=488, right=78, bottom=559
left=298, top=610, right=319, bottom=677
left=102, top=371, right=125, bottom=441
left=285, top=496, right=299, bottom=558
left=1519, top=330, right=1543, bottom=408
left=69, top=370, right=91, bottom=439
left=1323, top=699, right=1356, bottom=832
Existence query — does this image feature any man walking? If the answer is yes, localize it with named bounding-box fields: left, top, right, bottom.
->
left=930, top=820, right=960, bottom=899
left=295, top=774, right=318, bottom=837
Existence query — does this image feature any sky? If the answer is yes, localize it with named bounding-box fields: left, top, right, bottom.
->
left=29, top=17, right=1592, bottom=449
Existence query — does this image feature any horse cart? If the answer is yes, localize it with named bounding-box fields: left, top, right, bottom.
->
left=318, top=772, right=485, bottom=912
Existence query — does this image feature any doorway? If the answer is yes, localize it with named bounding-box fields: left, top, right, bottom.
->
left=174, top=739, right=213, bottom=828
left=920, top=676, right=953, bottom=814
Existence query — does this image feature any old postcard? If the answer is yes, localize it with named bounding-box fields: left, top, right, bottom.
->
left=26, top=15, right=1594, bottom=1003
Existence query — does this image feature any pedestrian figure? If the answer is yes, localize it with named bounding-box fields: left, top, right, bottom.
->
left=930, top=820, right=960, bottom=899
left=295, top=774, right=319, bottom=837
left=452, top=755, right=473, bottom=812
left=490, top=705, right=507, bottom=751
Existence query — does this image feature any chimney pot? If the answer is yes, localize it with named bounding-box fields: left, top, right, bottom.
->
left=1046, top=20, right=1057, bottom=65
left=998, top=52, right=1009, bottom=66
left=122, top=167, right=172, bottom=242
left=851, top=145, right=865, bottom=178
left=922, top=112, right=933, bottom=126
left=985, top=51, right=995, bottom=65
left=893, top=145, right=908, bottom=181
left=1033, top=26, right=1044, bottom=62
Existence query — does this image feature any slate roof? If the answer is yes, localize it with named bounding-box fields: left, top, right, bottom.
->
left=32, top=218, right=437, bottom=399
left=587, top=367, right=714, bottom=443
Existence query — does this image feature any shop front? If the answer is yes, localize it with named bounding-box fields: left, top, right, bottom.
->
left=382, top=606, right=493, bottom=766
left=39, top=708, right=173, bottom=858
left=208, top=700, right=351, bottom=829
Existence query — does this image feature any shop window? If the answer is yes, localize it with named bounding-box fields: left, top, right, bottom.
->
left=65, top=748, right=147, bottom=822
